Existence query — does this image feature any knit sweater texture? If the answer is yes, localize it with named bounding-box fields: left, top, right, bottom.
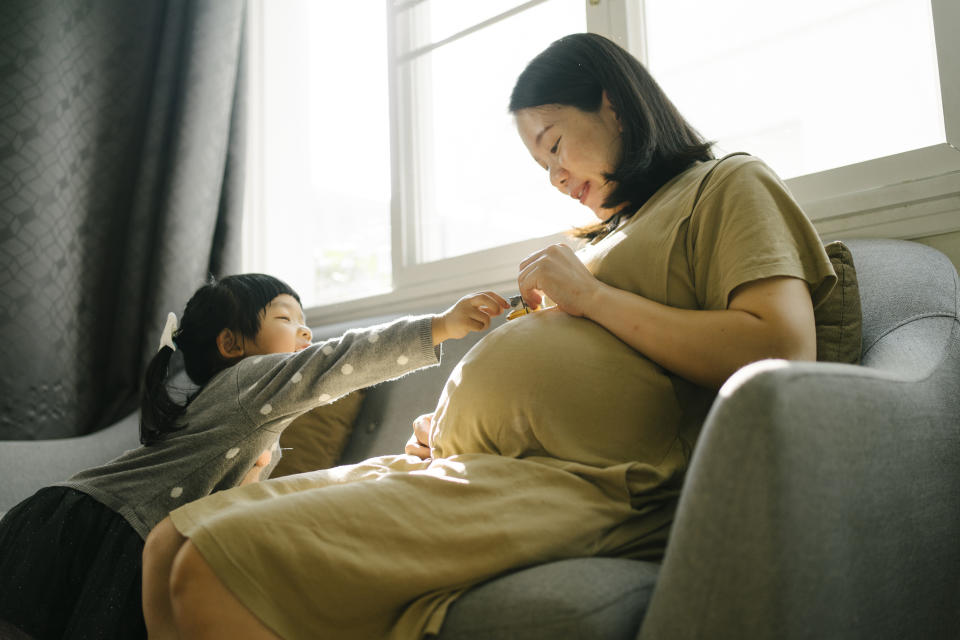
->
left=57, top=316, right=439, bottom=539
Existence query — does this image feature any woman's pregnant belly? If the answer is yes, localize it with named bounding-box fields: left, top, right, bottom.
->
left=430, top=308, right=682, bottom=468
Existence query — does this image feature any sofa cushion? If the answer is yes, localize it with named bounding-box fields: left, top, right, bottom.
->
left=815, top=240, right=862, bottom=364
left=269, top=390, right=365, bottom=477
left=436, top=557, right=659, bottom=640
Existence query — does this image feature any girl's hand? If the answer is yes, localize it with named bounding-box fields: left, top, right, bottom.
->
left=432, top=291, right=510, bottom=344
left=404, top=413, right=433, bottom=460
left=518, top=243, right=602, bottom=317
left=240, top=448, right=273, bottom=485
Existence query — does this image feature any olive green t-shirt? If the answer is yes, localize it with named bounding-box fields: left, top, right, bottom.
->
left=431, top=153, right=836, bottom=523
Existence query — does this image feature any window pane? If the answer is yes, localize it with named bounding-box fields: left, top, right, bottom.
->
left=400, top=0, right=549, bottom=49
left=643, top=0, right=944, bottom=179
left=255, top=1, right=391, bottom=308
left=405, top=0, right=592, bottom=263
left=305, top=2, right=391, bottom=306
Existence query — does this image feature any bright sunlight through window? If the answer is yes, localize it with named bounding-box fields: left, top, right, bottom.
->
left=643, top=0, right=944, bottom=180
left=398, top=0, right=592, bottom=263
left=247, top=0, right=393, bottom=309
left=247, top=0, right=949, bottom=314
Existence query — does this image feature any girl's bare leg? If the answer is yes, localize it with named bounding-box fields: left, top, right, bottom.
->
left=169, top=541, right=281, bottom=639
left=142, top=516, right=188, bottom=640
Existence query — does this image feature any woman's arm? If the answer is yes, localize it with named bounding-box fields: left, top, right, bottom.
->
left=518, top=244, right=816, bottom=389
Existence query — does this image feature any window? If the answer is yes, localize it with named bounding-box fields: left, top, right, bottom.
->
left=644, top=0, right=944, bottom=179
left=621, top=0, right=960, bottom=241
left=245, top=0, right=960, bottom=324
left=245, top=0, right=592, bottom=319
left=393, top=0, right=590, bottom=265
left=244, top=0, right=393, bottom=309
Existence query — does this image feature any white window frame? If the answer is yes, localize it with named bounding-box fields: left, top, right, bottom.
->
left=299, top=0, right=960, bottom=326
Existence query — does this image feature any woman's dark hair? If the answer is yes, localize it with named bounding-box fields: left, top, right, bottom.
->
left=509, top=32, right=714, bottom=239
left=139, top=273, right=301, bottom=445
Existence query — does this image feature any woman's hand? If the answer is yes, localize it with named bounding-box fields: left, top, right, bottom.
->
left=404, top=413, right=433, bottom=460
left=240, top=448, right=273, bottom=485
left=432, top=291, right=510, bottom=345
left=517, top=243, right=601, bottom=317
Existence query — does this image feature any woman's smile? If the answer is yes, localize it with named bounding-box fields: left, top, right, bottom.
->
left=572, top=181, right=589, bottom=205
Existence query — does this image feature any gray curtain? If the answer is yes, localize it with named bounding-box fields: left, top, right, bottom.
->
left=0, top=0, right=248, bottom=439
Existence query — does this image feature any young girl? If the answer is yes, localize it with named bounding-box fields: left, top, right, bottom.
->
left=0, top=273, right=508, bottom=640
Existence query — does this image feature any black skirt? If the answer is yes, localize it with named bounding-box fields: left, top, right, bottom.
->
left=0, top=486, right=146, bottom=640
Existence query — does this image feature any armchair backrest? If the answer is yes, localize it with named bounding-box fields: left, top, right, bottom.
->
left=844, top=238, right=959, bottom=376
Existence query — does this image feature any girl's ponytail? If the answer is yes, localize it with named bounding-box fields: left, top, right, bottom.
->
left=139, top=345, right=186, bottom=445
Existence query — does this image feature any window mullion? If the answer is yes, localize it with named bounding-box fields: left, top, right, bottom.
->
left=626, top=0, right=649, bottom=66
left=585, top=0, right=641, bottom=54
left=387, top=0, right=402, bottom=291
left=388, top=1, right=420, bottom=288
left=932, top=0, right=960, bottom=147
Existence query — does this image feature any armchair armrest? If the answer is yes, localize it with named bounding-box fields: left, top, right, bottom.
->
left=0, top=410, right=140, bottom=513
left=639, top=355, right=960, bottom=640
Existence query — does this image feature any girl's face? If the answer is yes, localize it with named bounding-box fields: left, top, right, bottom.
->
left=514, top=92, right=623, bottom=222
left=244, top=294, right=312, bottom=355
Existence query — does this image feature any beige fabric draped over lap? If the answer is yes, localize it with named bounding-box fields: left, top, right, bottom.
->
left=170, top=154, right=837, bottom=639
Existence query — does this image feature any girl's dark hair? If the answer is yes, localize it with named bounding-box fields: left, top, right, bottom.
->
left=139, top=273, right=301, bottom=445
left=509, top=32, right=714, bottom=240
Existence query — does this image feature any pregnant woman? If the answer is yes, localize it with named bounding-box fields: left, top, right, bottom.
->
left=142, top=33, right=837, bottom=640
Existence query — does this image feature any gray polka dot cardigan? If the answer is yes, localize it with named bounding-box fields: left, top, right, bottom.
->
left=56, top=316, right=440, bottom=540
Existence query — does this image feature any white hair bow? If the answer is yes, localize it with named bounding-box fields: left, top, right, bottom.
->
left=158, top=312, right=178, bottom=352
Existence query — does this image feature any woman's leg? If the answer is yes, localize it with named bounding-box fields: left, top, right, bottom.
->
left=142, top=516, right=187, bottom=640
left=169, top=541, right=281, bottom=639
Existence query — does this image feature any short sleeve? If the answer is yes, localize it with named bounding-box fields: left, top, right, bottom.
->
left=688, top=157, right=836, bottom=311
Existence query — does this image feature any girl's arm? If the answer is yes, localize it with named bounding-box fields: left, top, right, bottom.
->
left=518, top=243, right=816, bottom=390
left=234, top=292, right=509, bottom=429
left=432, top=292, right=510, bottom=345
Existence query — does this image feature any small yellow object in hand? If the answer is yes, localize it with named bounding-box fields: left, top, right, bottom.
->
left=506, top=295, right=539, bottom=320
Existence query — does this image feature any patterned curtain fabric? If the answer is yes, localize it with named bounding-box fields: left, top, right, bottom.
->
left=0, top=0, right=248, bottom=439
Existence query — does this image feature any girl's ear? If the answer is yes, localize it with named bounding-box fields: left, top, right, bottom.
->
left=217, top=328, right=245, bottom=360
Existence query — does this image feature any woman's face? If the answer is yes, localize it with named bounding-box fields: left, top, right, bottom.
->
left=514, top=92, right=623, bottom=222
